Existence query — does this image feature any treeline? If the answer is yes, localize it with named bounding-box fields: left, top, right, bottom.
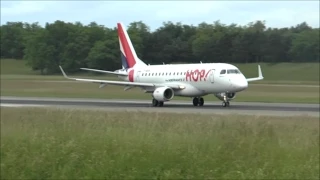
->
left=0, top=20, right=319, bottom=74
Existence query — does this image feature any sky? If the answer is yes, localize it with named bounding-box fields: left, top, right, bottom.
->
left=1, top=0, right=319, bottom=31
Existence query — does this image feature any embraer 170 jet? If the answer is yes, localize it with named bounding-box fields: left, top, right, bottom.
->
left=59, top=22, right=264, bottom=107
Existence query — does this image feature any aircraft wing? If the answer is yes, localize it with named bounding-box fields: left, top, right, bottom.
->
left=246, top=65, right=264, bottom=82
left=80, top=68, right=127, bottom=76
left=59, top=66, right=184, bottom=90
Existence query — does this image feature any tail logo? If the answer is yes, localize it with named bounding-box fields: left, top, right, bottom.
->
left=118, top=23, right=136, bottom=69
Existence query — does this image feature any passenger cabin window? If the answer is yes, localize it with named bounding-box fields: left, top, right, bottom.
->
left=220, top=70, right=226, bottom=74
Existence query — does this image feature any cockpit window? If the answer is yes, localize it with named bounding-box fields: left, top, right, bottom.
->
left=220, top=70, right=226, bottom=74
left=227, top=69, right=241, bottom=74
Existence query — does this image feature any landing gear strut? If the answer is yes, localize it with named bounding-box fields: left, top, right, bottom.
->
left=222, top=94, right=230, bottom=107
left=152, top=98, right=164, bottom=107
left=192, top=97, right=204, bottom=106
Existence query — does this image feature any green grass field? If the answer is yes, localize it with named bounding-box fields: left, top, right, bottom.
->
left=1, top=59, right=319, bottom=103
left=1, top=107, right=319, bottom=179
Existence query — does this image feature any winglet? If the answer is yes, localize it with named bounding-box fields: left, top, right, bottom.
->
left=258, top=65, right=263, bottom=78
left=59, top=66, right=72, bottom=79
left=246, top=65, right=264, bottom=82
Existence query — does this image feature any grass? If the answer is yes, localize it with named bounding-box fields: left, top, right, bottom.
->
left=1, top=59, right=319, bottom=103
left=0, top=59, right=102, bottom=79
left=234, top=62, right=319, bottom=85
left=1, top=107, right=319, bottom=179
left=1, top=59, right=35, bottom=75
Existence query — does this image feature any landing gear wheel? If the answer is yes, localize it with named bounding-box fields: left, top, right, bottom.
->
left=159, top=101, right=164, bottom=107
left=152, top=99, right=164, bottom=107
left=192, top=97, right=204, bottom=106
left=222, top=102, right=227, bottom=107
left=222, top=101, right=230, bottom=107
left=199, top=98, right=204, bottom=106
left=152, top=99, right=158, bottom=107
left=193, top=97, right=199, bottom=106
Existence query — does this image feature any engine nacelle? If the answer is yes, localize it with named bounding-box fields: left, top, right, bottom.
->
left=152, top=87, right=174, bottom=101
left=215, top=92, right=236, bottom=101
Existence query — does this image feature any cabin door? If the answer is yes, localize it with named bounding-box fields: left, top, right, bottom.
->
left=135, top=71, right=141, bottom=82
left=209, top=69, right=215, bottom=83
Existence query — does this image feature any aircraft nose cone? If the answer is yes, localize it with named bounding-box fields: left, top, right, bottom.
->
left=232, top=78, right=248, bottom=91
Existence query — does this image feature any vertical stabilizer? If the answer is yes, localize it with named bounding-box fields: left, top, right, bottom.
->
left=117, top=22, right=147, bottom=69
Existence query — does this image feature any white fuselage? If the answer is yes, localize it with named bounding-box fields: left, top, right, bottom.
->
left=118, top=62, right=248, bottom=97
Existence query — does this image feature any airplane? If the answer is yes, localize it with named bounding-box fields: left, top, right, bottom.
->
left=59, top=22, right=264, bottom=107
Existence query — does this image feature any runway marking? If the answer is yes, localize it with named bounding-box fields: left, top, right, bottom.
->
left=0, top=103, right=47, bottom=108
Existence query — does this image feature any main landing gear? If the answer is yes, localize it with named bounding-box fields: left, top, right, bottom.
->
left=192, top=97, right=204, bottom=106
left=152, top=98, right=164, bottom=107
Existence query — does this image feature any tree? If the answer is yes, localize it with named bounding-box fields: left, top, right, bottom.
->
left=1, top=20, right=319, bottom=74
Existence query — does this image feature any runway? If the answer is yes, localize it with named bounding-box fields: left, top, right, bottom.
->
left=1, top=96, right=319, bottom=117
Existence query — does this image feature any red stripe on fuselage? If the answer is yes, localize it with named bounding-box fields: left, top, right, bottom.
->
left=128, top=69, right=134, bottom=82
left=117, top=23, right=136, bottom=68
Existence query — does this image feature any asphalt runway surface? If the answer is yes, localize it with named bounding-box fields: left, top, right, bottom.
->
left=1, top=96, right=319, bottom=117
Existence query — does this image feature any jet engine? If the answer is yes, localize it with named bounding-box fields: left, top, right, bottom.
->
left=153, top=87, right=174, bottom=101
left=215, top=92, right=236, bottom=101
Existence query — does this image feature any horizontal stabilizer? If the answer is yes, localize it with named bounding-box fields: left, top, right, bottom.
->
left=246, top=65, right=264, bottom=82
left=99, top=83, right=107, bottom=88
left=80, top=68, right=127, bottom=76
left=124, top=86, right=134, bottom=91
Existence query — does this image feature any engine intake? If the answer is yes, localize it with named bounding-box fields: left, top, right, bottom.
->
left=215, top=92, right=236, bottom=101
left=153, top=87, right=174, bottom=101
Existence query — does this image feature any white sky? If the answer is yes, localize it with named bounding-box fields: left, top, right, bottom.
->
left=1, top=0, right=319, bottom=31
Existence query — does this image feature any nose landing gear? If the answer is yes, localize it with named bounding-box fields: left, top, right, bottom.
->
left=222, top=94, right=230, bottom=107
left=222, top=101, right=230, bottom=107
